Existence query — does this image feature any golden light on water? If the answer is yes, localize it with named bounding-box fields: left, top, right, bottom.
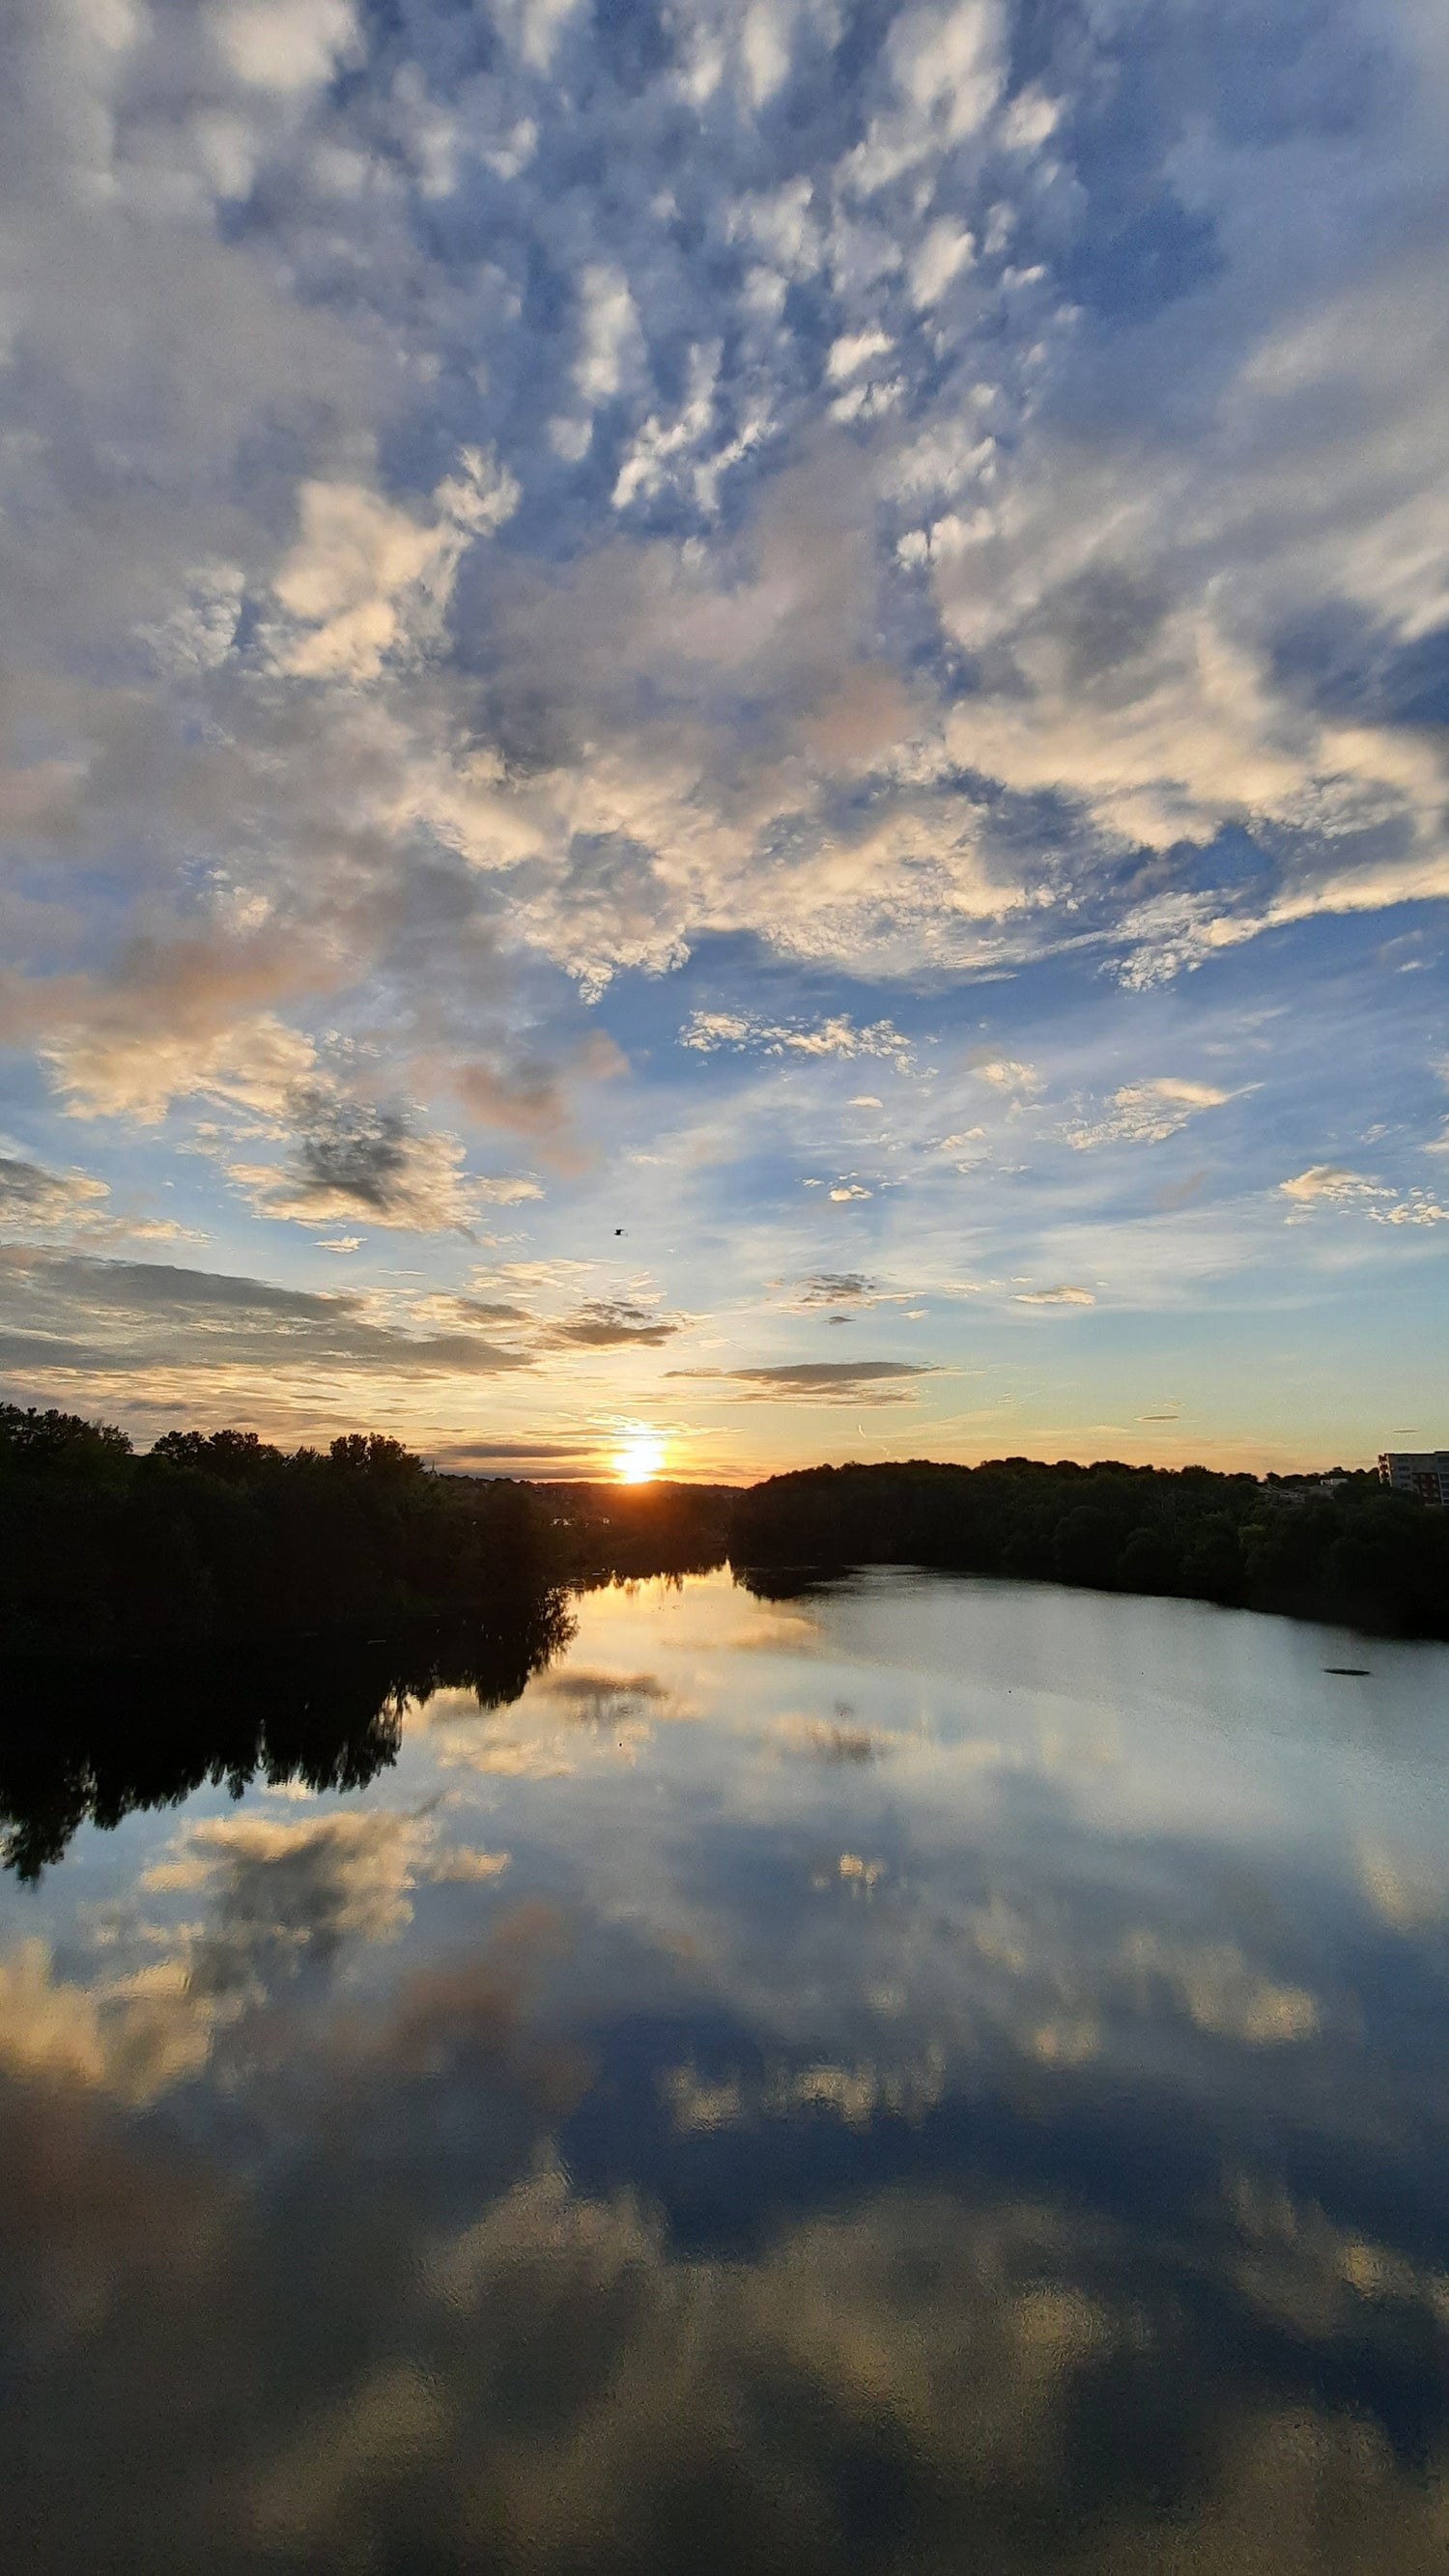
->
left=612, top=1430, right=666, bottom=1485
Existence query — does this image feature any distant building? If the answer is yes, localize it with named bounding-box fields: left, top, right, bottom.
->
left=1378, top=1452, right=1449, bottom=1506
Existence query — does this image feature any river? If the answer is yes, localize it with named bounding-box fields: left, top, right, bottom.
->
left=2, top=1566, right=1447, bottom=2570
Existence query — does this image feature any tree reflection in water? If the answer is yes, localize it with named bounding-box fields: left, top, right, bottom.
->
left=0, top=1588, right=576, bottom=1881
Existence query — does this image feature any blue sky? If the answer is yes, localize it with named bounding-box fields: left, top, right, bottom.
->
left=1, top=0, right=1445, bottom=1475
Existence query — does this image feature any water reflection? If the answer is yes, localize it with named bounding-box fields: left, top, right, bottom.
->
left=0, top=1568, right=1446, bottom=2570
left=0, top=1590, right=575, bottom=1878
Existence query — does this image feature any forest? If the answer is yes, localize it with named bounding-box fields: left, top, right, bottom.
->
left=733, top=1458, right=1449, bottom=1638
left=0, top=1407, right=725, bottom=1652
left=3, top=1405, right=1446, bottom=1661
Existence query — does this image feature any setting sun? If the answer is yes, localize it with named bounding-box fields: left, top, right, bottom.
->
left=611, top=1431, right=666, bottom=1486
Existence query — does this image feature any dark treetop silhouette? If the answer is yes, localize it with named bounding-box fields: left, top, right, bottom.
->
left=732, top=1458, right=1449, bottom=1639
left=4, top=1406, right=1447, bottom=1656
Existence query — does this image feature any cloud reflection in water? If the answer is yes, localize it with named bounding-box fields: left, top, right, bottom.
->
left=0, top=1569, right=1445, bottom=2569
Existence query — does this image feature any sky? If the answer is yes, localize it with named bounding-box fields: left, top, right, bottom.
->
left=1, top=0, right=1446, bottom=1481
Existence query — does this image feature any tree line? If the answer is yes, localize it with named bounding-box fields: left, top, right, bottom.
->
left=732, top=1458, right=1449, bottom=1638
left=0, top=1406, right=566, bottom=1656
left=3, top=1407, right=1446, bottom=1660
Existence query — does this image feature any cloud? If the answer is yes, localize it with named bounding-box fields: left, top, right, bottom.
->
left=0, top=1151, right=110, bottom=1233
left=777, top=1715, right=894, bottom=1764
left=0, top=1250, right=535, bottom=1386
left=1279, top=1164, right=1449, bottom=1227
left=0, top=0, right=1445, bottom=1460
left=969, top=1057, right=1043, bottom=1097
left=545, top=1300, right=679, bottom=1350
left=213, top=0, right=360, bottom=94
left=451, top=1035, right=626, bottom=1156
left=65, top=1805, right=512, bottom=2090
left=0, top=1150, right=205, bottom=1249
left=1279, top=1166, right=1389, bottom=1208
left=1065, top=1079, right=1235, bottom=1150
left=0, top=1803, right=510, bottom=2105
left=418, top=1845, right=512, bottom=1883
left=1122, top=1931, right=1319, bottom=2047
left=1372, top=1194, right=1449, bottom=1227
left=229, top=1096, right=536, bottom=1234
left=430, top=1437, right=601, bottom=1471
left=42, top=998, right=319, bottom=1129
left=827, top=329, right=895, bottom=384
left=7, top=2052, right=1449, bottom=2576
left=908, top=218, right=977, bottom=307
left=269, top=450, right=519, bottom=684
left=1012, top=1287, right=1096, bottom=1308
left=4, top=0, right=1446, bottom=1041
left=669, top=1359, right=939, bottom=1404
left=792, top=1272, right=883, bottom=1309
left=0, top=1936, right=215, bottom=2104
left=680, top=1012, right=917, bottom=1074
left=662, top=2047, right=943, bottom=2134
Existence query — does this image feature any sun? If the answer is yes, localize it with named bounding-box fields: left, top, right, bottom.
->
left=611, top=1430, right=666, bottom=1486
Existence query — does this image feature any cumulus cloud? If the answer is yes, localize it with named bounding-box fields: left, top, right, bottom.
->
left=969, top=1057, right=1042, bottom=1097
left=6, top=2048, right=1449, bottom=2576
left=110, top=1806, right=512, bottom=2077
left=8, top=0, right=1449, bottom=1034
left=1065, top=1079, right=1236, bottom=1150
left=213, top=0, right=360, bottom=94
left=269, top=450, right=518, bottom=684
left=1012, top=1287, right=1096, bottom=1308
left=0, top=1936, right=215, bottom=2103
left=1, top=0, right=1447, bottom=1445
left=1372, top=1193, right=1449, bottom=1226
left=1122, top=1931, right=1318, bottom=2047
left=229, top=1097, right=538, bottom=1234
left=1280, top=1166, right=1449, bottom=1227
left=41, top=997, right=319, bottom=1129
left=1279, top=1166, right=1389, bottom=1208
left=680, top=1011, right=917, bottom=1073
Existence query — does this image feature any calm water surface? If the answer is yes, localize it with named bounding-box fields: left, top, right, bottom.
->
left=4, top=1568, right=1449, bottom=2571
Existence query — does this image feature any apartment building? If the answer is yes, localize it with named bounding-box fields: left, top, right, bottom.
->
left=1378, top=1452, right=1449, bottom=1506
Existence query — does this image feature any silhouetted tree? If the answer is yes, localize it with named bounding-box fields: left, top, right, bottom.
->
left=732, top=1458, right=1448, bottom=1636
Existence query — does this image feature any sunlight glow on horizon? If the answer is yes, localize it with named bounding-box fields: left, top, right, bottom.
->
left=612, top=1430, right=666, bottom=1486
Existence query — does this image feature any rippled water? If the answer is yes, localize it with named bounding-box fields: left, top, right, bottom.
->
left=3, top=1567, right=1448, bottom=2572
